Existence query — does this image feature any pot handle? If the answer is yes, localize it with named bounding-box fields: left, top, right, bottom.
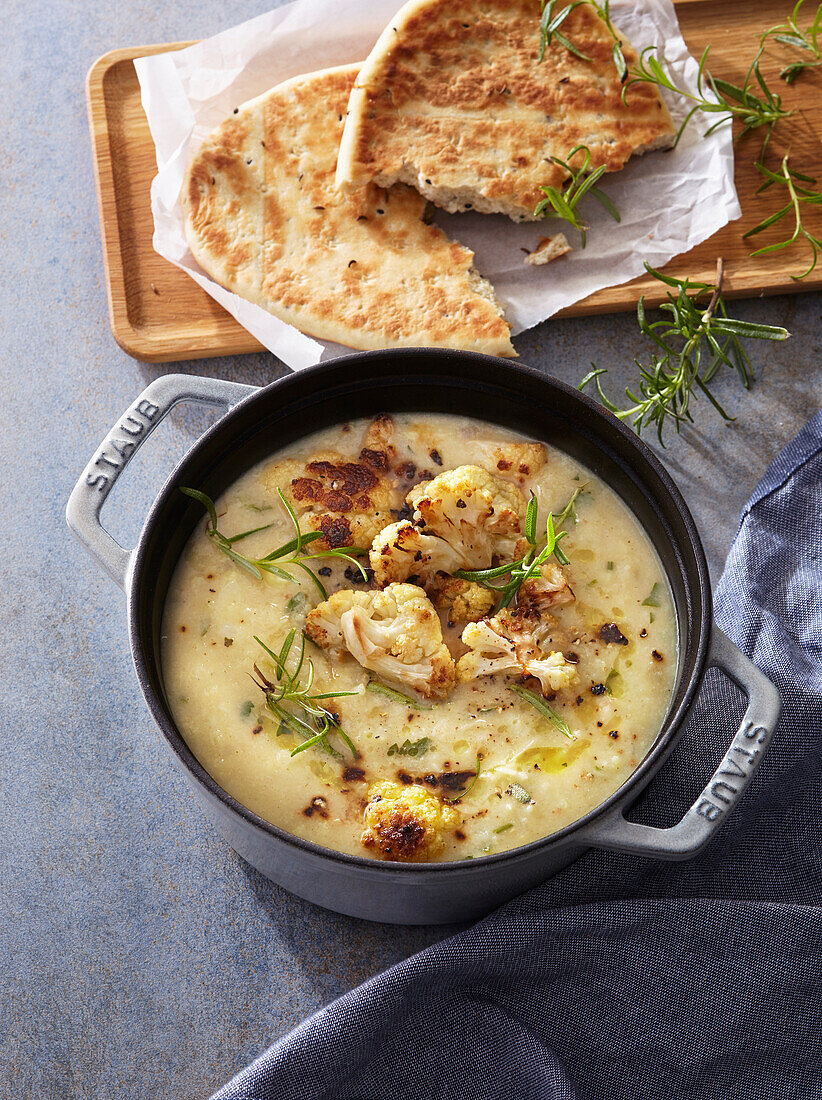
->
left=578, top=625, right=780, bottom=860
left=66, top=373, right=258, bottom=590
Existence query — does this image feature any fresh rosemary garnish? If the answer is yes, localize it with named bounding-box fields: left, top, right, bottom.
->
left=538, top=1, right=628, bottom=81
left=625, top=45, right=793, bottom=153
left=366, top=680, right=435, bottom=711
left=494, top=822, right=515, bottom=834
left=744, top=155, right=822, bottom=280
left=761, top=0, right=822, bottom=83
left=534, top=144, right=620, bottom=247
left=579, top=259, right=789, bottom=443
left=441, top=756, right=482, bottom=803
left=508, top=685, right=573, bottom=740
left=251, top=632, right=359, bottom=760
left=180, top=486, right=367, bottom=599
left=387, top=737, right=432, bottom=758
left=453, top=494, right=571, bottom=610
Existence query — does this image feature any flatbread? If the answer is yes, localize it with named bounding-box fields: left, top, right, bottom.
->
left=182, top=64, right=514, bottom=356
left=336, top=0, right=676, bottom=222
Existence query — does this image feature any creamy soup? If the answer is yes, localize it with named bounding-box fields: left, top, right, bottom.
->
left=162, top=414, right=677, bottom=861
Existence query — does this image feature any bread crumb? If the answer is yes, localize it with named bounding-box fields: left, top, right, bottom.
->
left=524, top=233, right=572, bottom=266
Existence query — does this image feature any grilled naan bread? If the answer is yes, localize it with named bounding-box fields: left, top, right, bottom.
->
left=182, top=64, right=514, bottom=355
left=336, top=0, right=676, bottom=222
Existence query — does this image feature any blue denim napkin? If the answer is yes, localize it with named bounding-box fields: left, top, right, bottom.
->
left=214, top=412, right=822, bottom=1100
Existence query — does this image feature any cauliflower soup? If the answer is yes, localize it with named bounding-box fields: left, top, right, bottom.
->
left=162, top=414, right=677, bottom=862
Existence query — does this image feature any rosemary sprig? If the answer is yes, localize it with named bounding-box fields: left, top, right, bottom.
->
left=509, top=684, right=574, bottom=740
left=252, top=632, right=359, bottom=760
left=534, top=144, right=620, bottom=246
left=625, top=45, right=793, bottom=154
left=761, top=0, right=822, bottom=83
left=180, top=486, right=368, bottom=600
left=454, top=493, right=573, bottom=611
left=744, top=155, right=822, bottom=280
left=579, top=259, right=790, bottom=443
left=538, top=1, right=628, bottom=81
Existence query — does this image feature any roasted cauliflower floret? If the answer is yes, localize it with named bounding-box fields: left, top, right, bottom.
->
left=305, top=583, right=456, bottom=700
left=361, top=780, right=459, bottom=861
left=370, top=465, right=528, bottom=590
left=305, top=511, right=387, bottom=554
left=477, top=442, right=549, bottom=486
left=518, top=562, right=575, bottom=613
left=263, top=416, right=401, bottom=550
left=433, top=576, right=495, bottom=624
left=407, top=465, right=528, bottom=564
left=369, top=520, right=466, bottom=588
left=358, top=413, right=397, bottom=472
left=457, top=609, right=578, bottom=696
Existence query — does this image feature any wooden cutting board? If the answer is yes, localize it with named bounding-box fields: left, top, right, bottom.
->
left=86, top=0, right=822, bottom=362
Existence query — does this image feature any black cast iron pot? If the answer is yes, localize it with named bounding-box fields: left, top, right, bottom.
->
left=67, top=351, right=780, bottom=924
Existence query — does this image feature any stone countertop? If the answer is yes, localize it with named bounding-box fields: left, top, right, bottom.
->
left=2, top=0, right=819, bottom=1096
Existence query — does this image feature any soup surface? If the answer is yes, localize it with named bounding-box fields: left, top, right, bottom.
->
left=162, top=414, right=677, bottom=861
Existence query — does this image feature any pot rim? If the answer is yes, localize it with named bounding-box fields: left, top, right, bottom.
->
left=129, top=349, right=712, bottom=874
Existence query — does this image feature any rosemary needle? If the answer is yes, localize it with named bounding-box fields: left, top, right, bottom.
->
left=366, top=680, right=435, bottom=711
left=441, top=756, right=482, bottom=803
left=508, top=685, right=574, bottom=740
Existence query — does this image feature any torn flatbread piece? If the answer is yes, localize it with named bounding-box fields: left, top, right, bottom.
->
left=336, top=0, right=675, bottom=222
left=182, top=64, right=514, bottom=355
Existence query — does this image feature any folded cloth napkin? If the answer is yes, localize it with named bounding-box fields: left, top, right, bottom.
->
left=214, top=413, right=822, bottom=1100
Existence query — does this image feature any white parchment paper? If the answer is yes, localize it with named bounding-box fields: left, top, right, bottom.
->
left=135, top=0, right=741, bottom=369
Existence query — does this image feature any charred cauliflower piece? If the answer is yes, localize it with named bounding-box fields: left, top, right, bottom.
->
left=358, top=413, right=397, bottom=471
left=305, top=583, right=456, bottom=700
left=307, top=510, right=388, bottom=554
left=407, top=465, right=528, bottom=564
left=457, top=608, right=578, bottom=696
left=433, top=576, right=495, bottom=624
left=478, top=442, right=549, bottom=487
left=518, top=562, right=575, bottom=613
left=361, top=780, right=459, bottom=861
left=264, top=415, right=400, bottom=551
left=369, top=520, right=467, bottom=588
left=370, top=465, right=528, bottom=589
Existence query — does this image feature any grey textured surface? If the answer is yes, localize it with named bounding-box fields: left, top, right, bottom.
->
left=1, top=0, right=820, bottom=1097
